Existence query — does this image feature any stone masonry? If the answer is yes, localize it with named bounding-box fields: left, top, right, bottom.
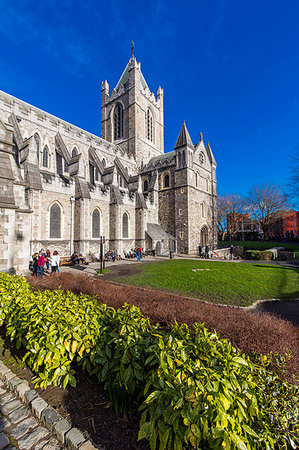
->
left=0, top=54, right=217, bottom=273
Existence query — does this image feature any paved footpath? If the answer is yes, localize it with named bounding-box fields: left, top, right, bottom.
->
left=0, top=361, right=98, bottom=450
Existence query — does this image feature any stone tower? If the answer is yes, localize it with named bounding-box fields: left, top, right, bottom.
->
left=101, top=56, right=164, bottom=167
left=173, top=121, right=217, bottom=254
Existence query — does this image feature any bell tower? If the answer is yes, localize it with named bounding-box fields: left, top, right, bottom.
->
left=101, top=54, right=164, bottom=167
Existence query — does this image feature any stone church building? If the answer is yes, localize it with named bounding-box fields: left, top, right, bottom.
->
left=0, top=55, right=217, bottom=273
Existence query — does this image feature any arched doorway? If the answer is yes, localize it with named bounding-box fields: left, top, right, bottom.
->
left=200, top=226, right=208, bottom=247
left=156, top=241, right=161, bottom=255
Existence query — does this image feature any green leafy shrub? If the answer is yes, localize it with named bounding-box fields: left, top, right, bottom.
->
left=139, top=323, right=298, bottom=449
left=245, top=250, right=274, bottom=260
left=0, top=274, right=298, bottom=449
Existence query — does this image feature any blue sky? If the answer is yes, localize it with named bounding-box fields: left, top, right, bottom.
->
left=0, top=0, right=298, bottom=203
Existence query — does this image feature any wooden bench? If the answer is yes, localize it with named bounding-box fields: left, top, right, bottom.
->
left=60, top=257, right=74, bottom=266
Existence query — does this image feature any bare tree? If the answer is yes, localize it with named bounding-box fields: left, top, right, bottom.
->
left=217, top=194, right=247, bottom=240
left=217, top=196, right=228, bottom=241
left=247, top=184, right=288, bottom=240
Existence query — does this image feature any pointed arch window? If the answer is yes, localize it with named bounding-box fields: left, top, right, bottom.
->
left=49, top=203, right=61, bottom=238
left=102, top=158, right=107, bottom=168
left=114, top=104, right=124, bottom=140
left=163, top=174, right=170, bottom=188
left=42, top=146, right=49, bottom=168
left=145, top=109, right=153, bottom=141
left=143, top=179, right=149, bottom=192
left=122, top=212, right=129, bottom=238
left=72, top=148, right=78, bottom=157
left=34, top=133, right=40, bottom=162
left=92, top=208, right=100, bottom=238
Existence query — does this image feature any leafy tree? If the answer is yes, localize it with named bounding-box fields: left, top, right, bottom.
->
left=247, top=184, right=288, bottom=240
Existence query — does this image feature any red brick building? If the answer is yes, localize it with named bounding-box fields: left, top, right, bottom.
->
left=269, top=210, right=299, bottom=240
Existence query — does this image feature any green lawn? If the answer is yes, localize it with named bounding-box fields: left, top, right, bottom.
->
left=114, top=259, right=299, bottom=306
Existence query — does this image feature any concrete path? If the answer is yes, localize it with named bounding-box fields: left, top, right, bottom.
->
left=0, top=361, right=98, bottom=450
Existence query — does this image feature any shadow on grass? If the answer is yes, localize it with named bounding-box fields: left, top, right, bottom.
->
left=252, top=264, right=299, bottom=300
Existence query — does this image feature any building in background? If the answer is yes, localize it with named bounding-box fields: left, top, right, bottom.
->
left=0, top=55, right=217, bottom=273
left=269, top=210, right=299, bottom=240
left=226, top=213, right=262, bottom=241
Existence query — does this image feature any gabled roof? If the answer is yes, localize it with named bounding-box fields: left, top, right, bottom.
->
left=174, top=121, right=194, bottom=149
left=115, top=57, right=148, bottom=91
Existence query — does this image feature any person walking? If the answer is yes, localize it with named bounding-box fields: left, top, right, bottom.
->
left=137, top=248, right=141, bottom=262
left=230, top=245, right=234, bottom=260
left=198, top=245, right=202, bottom=258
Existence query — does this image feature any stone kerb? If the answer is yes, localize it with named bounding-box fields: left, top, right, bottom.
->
left=0, top=360, right=99, bottom=449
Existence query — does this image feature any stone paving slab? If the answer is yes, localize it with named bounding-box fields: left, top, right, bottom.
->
left=10, top=416, right=38, bottom=440
left=0, top=360, right=101, bottom=449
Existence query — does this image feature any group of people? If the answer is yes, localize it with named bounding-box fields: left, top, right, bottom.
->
left=124, top=247, right=144, bottom=261
left=198, top=245, right=210, bottom=258
left=71, top=252, right=86, bottom=265
left=31, top=249, right=60, bottom=276
left=104, top=250, right=117, bottom=262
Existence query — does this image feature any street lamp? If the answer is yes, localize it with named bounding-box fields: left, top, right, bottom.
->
left=70, top=196, right=75, bottom=255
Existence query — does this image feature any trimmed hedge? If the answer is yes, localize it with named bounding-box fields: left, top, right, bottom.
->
left=0, top=273, right=298, bottom=449
left=245, top=250, right=274, bottom=260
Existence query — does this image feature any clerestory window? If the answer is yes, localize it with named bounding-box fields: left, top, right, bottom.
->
left=42, top=146, right=49, bottom=168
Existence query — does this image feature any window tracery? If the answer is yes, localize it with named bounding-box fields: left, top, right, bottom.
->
left=145, top=109, right=153, bottom=142
left=114, top=104, right=124, bottom=140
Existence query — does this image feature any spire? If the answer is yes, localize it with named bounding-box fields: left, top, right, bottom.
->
left=114, top=56, right=148, bottom=91
left=206, top=142, right=217, bottom=165
left=174, top=121, right=194, bottom=149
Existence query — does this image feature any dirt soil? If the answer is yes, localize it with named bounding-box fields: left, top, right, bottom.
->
left=0, top=330, right=148, bottom=450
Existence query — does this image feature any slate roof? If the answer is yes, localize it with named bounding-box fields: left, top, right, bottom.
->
left=115, top=57, right=148, bottom=91
left=143, top=151, right=175, bottom=170
left=146, top=223, right=175, bottom=240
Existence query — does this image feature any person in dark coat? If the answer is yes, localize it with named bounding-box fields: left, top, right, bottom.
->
left=198, top=245, right=202, bottom=258
left=205, top=245, right=209, bottom=259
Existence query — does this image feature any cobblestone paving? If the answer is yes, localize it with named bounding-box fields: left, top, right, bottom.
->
left=0, top=379, right=63, bottom=449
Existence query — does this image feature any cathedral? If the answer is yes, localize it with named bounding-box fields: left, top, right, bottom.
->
left=0, top=55, right=217, bottom=274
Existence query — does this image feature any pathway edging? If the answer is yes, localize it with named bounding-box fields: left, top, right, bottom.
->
left=0, top=360, right=101, bottom=449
